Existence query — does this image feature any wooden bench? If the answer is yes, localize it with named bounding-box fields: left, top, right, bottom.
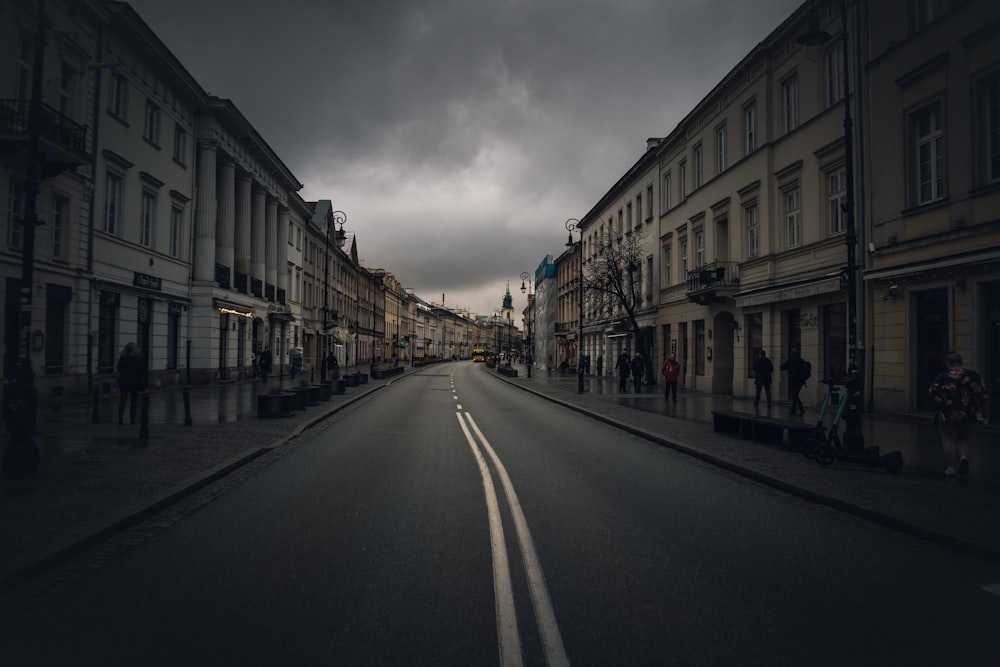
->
left=712, top=410, right=814, bottom=450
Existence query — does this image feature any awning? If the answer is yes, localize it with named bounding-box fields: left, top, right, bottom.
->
left=734, top=274, right=842, bottom=308
left=863, top=249, right=1000, bottom=281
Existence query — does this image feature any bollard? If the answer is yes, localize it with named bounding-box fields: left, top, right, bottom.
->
left=91, top=385, right=100, bottom=424
left=139, top=393, right=149, bottom=439
left=183, top=386, right=192, bottom=425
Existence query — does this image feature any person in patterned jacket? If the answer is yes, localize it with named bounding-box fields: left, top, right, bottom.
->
left=928, top=352, right=989, bottom=477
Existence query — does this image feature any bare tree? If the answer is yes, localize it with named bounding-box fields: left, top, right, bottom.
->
left=583, top=228, right=653, bottom=377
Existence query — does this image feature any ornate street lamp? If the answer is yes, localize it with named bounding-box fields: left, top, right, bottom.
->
left=321, top=210, right=346, bottom=381
left=566, top=218, right=584, bottom=394
left=799, top=0, right=863, bottom=451
left=520, top=271, right=533, bottom=378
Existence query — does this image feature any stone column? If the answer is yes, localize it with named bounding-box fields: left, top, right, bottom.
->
left=193, top=144, right=217, bottom=282
left=277, top=207, right=289, bottom=297
left=234, top=174, right=252, bottom=278
left=251, top=187, right=266, bottom=287
left=265, top=197, right=278, bottom=296
left=215, top=159, right=236, bottom=275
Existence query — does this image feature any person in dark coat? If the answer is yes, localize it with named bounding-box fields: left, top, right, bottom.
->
left=615, top=353, right=630, bottom=392
left=258, top=347, right=272, bottom=385
left=630, top=352, right=645, bottom=393
left=116, top=341, right=145, bottom=425
left=753, top=350, right=774, bottom=408
left=781, top=348, right=809, bottom=416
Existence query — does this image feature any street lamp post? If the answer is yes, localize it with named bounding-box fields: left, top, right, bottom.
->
left=798, top=0, right=863, bottom=451
left=520, top=271, right=533, bottom=378
left=3, top=1, right=48, bottom=478
left=321, top=210, right=346, bottom=381
left=566, top=218, right=584, bottom=394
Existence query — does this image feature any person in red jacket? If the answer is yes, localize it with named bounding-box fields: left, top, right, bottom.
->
left=661, top=352, right=680, bottom=402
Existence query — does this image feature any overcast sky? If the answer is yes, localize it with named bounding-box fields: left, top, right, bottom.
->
left=125, top=0, right=803, bottom=317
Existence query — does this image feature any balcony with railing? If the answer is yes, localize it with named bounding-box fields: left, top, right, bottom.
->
left=685, top=260, right=740, bottom=305
left=0, top=99, right=90, bottom=175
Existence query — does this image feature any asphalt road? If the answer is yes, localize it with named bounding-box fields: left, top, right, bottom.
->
left=1, top=363, right=998, bottom=666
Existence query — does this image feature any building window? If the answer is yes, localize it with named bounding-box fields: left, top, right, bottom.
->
left=288, top=221, right=295, bottom=244
left=826, top=41, right=844, bottom=109
left=646, top=185, right=653, bottom=219
left=296, top=226, right=302, bottom=250
left=694, top=230, right=705, bottom=268
left=7, top=176, right=24, bottom=251
left=680, top=237, right=689, bottom=275
left=58, top=60, right=78, bottom=120
left=165, top=309, right=179, bottom=370
left=909, top=0, right=955, bottom=32
left=15, top=30, right=31, bottom=101
left=143, top=100, right=160, bottom=145
left=785, top=189, right=801, bottom=248
left=746, top=204, right=759, bottom=259
left=173, top=124, right=187, bottom=165
left=782, top=74, right=798, bottom=134
left=170, top=205, right=183, bottom=257
left=828, top=168, right=846, bottom=234
left=978, top=72, right=1000, bottom=186
left=679, top=160, right=688, bottom=199
left=98, top=294, right=118, bottom=373
left=626, top=202, right=633, bottom=232
left=108, top=72, right=128, bottom=120
left=104, top=171, right=123, bottom=236
left=140, top=190, right=156, bottom=247
left=912, top=101, right=945, bottom=205
left=51, top=194, right=68, bottom=260
left=744, top=101, right=757, bottom=155
left=747, top=312, right=763, bottom=377
left=664, top=244, right=672, bottom=286
left=693, top=144, right=704, bottom=189
left=663, top=173, right=672, bottom=210
left=617, top=210, right=623, bottom=238
left=646, top=256, right=653, bottom=302
left=715, top=124, right=727, bottom=174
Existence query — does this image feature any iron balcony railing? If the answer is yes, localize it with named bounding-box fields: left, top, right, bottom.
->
left=0, top=98, right=89, bottom=157
left=685, top=260, right=740, bottom=304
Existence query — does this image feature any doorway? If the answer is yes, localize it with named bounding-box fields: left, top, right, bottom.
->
left=914, top=288, right=949, bottom=412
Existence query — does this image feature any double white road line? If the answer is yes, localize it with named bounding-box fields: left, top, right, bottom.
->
left=456, top=409, right=570, bottom=667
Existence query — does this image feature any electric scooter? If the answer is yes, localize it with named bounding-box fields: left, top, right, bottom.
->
left=802, top=376, right=903, bottom=474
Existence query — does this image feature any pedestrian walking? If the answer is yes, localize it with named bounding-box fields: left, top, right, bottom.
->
left=616, top=353, right=630, bottom=392
left=630, top=352, right=645, bottom=393
left=258, top=347, right=272, bottom=385
left=929, top=352, right=989, bottom=476
left=661, top=352, right=680, bottom=402
left=116, top=341, right=145, bottom=425
left=753, top=350, right=774, bottom=408
left=780, top=348, right=810, bottom=416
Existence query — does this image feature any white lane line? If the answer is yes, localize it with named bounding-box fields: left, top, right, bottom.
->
left=983, top=584, right=1000, bottom=597
left=456, top=413, right=523, bottom=667
left=457, top=404, right=463, bottom=410
left=465, top=413, right=570, bottom=667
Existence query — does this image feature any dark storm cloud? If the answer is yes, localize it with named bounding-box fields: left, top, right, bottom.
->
left=126, top=0, right=803, bottom=314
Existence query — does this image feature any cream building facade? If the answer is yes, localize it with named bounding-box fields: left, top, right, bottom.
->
left=864, top=0, right=1000, bottom=416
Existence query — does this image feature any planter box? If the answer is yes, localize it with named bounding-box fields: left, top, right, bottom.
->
left=319, top=381, right=333, bottom=401
left=306, top=385, right=322, bottom=405
left=334, top=379, right=347, bottom=394
left=359, top=373, right=369, bottom=385
left=257, top=392, right=296, bottom=418
left=288, top=387, right=310, bottom=410
left=345, top=373, right=359, bottom=387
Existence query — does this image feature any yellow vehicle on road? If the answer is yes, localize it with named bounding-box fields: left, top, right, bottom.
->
left=472, top=348, right=487, bottom=362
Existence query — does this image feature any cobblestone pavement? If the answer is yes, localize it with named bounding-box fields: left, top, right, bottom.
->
left=2, top=362, right=998, bottom=591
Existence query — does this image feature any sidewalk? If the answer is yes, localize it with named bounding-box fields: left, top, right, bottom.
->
left=500, top=362, right=1000, bottom=562
left=2, top=361, right=999, bottom=592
